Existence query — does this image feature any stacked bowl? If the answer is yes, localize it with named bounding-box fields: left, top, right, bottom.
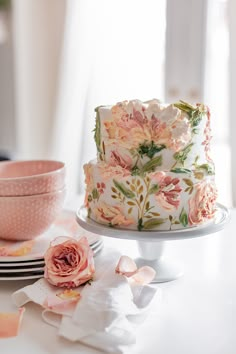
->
left=0, top=160, right=66, bottom=241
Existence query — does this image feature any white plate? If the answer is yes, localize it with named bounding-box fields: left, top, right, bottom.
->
left=0, top=266, right=44, bottom=274
left=76, top=203, right=230, bottom=242
left=0, top=273, right=44, bottom=281
left=0, top=259, right=45, bottom=267
left=0, top=209, right=101, bottom=262
left=0, top=241, right=102, bottom=268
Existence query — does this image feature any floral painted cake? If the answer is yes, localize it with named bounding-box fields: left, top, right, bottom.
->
left=83, top=99, right=217, bottom=231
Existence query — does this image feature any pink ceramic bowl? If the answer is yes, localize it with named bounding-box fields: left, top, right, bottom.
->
left=0, top=160, right=65, bottom=197
left=0, top=188, right=66, bottom=241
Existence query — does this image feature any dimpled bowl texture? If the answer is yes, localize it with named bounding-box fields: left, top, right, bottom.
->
left=0, top=160, right=65, bottom=196
left=0, top=188, right=66, bottom=241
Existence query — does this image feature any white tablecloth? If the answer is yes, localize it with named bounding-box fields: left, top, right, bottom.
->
left=0, top=198, right=235, bottom=354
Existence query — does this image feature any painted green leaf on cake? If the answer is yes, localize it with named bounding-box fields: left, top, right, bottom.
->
left=113, top=179, right=135, bottom=199
left=138, top=218, right=144, bottom=231
left=179, top=208, right=188, bottom=227
left=173, top=143, right=194, bottom=165
left=170, top=168, right=191, bottom=174
left=183, top=178, right=193, bottom=186
left=174, top=100, right=207, bottom=128
left=183, top=178, right=194, bottom=194
left=92, top=188, right=99, bottom=200
left=194, top=171, right=204, bottom=180
left=138, top=141, right=166, bottom=159
left=141, top=155, right=163, bottom=173
left=143, top=218, right=166, bottom=229
left=93, top=109, right=101, bottom=152
left=131, top=166, right=140, bottom=176
left=148, top=184, right=159, bottom=194
left=196, top=163, right=215, bottom=175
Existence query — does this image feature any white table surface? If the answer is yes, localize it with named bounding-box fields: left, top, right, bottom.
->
left=0, top=200, right=235, bottom=354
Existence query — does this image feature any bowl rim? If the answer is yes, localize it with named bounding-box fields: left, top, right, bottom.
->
left=0, top=187, right=66, bottom=200
left=0, top=160, right=65, bottom=181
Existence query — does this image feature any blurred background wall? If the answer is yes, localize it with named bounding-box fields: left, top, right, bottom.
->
left=0, top=0, right=233, bottom=206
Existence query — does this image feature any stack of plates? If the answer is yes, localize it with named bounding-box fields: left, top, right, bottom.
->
left=0, top=210, right=103, bottom=281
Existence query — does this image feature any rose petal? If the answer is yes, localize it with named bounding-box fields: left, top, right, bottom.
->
left=0, top=308, right=25, bottom=338
left=44, top=290, right=81, bottom=311
left=0, top=240, right=34, bottom=257
left=8, top=240, right=35, bottom=256
left=130, top=266, right=156, bottom=285
left=115, top=255, right=138, bottom=277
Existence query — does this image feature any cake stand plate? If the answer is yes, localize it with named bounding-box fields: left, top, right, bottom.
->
left=76, top=203, right=230, bottom=283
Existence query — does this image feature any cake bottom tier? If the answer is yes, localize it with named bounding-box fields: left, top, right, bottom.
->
left=83, top=160, right=217, bottom=231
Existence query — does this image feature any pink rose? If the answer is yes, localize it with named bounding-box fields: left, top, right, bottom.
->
left=44, top=236, right=95, bottom=288
left=188, top=181, right=217, bottom=225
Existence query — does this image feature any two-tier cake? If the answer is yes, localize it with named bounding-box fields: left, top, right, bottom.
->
left=83, top=99, right=217, bottom=231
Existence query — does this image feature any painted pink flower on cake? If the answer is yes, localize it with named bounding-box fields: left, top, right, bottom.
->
left=44, top=236, right=95, bottom=288
left=202, top=106, right=214, bottom=163
left=188, top=180, right=217, bottom=225
left=104, top=120, right=117, bottom=140
left=152, top=172, right=182, bottom=210
left=93, top=202, right=134, bottom=226
left=169, top=116, right=192, bottom=151
left=84, top=164, right=94, bottom=194
left=111, top=101, right=129, bottom=122
left=110, top=150, right=133, bottom=169
left=98, top=162, right=130, bottom=180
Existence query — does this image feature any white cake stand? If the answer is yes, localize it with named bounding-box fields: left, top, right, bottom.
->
left=76, top=203, right=230, bottom=283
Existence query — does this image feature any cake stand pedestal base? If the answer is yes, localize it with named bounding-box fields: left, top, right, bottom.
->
left=136, top=241, right=183, bottom=282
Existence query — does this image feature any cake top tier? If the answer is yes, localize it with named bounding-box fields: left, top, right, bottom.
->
left=94, top=99, right=214, bottom=176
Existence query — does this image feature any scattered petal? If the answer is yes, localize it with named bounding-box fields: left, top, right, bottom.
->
left=44, top=289, right=81, bottom=311
left=8, top=240, right=35, bottom=256
left=0, top=308, right=25, bottom=338
left=115, top=255, right=138, bottom=277
left=57, top=289, right=81, bottom=301
left=0, top=240, right=35, bottom=257
left=130, top=266, right=156, bottom=285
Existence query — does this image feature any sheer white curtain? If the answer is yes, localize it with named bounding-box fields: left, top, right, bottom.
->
left=51, top=0, right=166, bottom=200
left=12, top=0, right=66, bottom=159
